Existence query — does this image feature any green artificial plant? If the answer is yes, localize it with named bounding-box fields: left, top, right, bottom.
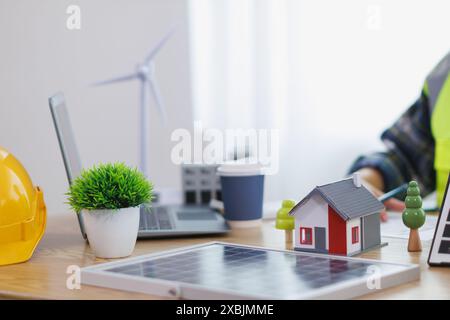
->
left=67, top=162, right=153, bottom=212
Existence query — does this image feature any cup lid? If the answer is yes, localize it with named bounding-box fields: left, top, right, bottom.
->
left=217, top=159, right=265, bottom=177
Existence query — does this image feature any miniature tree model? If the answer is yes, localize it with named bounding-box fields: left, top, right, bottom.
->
left=276, top=200, right=296, bottom=249
left=402, top=181, right=426, bottom=252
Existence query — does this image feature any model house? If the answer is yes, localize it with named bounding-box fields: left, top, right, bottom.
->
left=289, top=174, right=385, bottom=256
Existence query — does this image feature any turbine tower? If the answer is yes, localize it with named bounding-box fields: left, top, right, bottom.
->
left=93, top=27, right=176, bottom=177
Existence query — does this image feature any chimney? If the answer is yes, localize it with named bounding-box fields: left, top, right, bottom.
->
left=353, top=172, right=362, bottom=187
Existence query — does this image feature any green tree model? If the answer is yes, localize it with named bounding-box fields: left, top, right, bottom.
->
left=276, top=200, right=296, bottom=249
left=402, top=181, right=426, bottom=252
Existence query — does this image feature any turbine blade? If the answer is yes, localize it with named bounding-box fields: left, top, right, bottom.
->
left=91, top=73, right=137, bottom=87
left=139, top=81, right=149, bottom=177
left=144, top=25, right=177, bottom=64
left=148, top=77, right=167, bottom=124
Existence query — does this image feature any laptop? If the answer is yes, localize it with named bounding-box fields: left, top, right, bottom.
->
left=49, top=92, right=229, bottom=239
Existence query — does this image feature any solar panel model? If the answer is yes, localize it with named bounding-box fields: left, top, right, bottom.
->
left=82, top=242, right=419, bottom=299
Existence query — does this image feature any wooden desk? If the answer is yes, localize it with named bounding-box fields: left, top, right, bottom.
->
left=0, top=214, right=448, bottom=299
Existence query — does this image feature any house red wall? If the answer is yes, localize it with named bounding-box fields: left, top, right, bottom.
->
left=328, top=206, right=347, bottom=255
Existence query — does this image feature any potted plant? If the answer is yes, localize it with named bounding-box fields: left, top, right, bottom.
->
left=67, top=162, right=153, bottom=258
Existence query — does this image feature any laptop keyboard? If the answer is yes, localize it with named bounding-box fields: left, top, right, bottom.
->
left=139, top=207, right=174, bottom=231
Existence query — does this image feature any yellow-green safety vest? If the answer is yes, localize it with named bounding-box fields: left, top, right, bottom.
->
left=425, top=52, right=450, bottom=206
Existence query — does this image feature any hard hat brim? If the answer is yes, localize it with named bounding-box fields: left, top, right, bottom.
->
left=0, top=198, right=46, bottom=266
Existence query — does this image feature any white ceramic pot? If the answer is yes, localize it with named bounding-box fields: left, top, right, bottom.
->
left=82, top=206, right=140, bottom=259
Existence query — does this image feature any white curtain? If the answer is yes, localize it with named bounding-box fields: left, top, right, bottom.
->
left=188, top=0, right=450, bottom=202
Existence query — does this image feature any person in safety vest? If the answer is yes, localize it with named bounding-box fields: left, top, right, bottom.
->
left=350, top=52, right=450, bottom=221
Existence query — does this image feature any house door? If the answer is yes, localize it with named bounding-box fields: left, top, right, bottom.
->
left=314, top=227, right=326, bottom=252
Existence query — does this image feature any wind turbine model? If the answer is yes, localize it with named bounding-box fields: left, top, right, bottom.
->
left=93, top=27, right=176, bottom=177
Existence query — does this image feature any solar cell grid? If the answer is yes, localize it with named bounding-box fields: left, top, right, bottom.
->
left=103, top=243, right=410, bottom=298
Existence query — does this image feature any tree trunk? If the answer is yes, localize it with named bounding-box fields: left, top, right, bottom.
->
left=285, top=230, right=293, bottom=250
left=408, top=229, right=422, bottom=252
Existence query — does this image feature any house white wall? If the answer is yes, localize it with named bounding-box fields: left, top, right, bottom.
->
left=293, top=193, right=328, bottom=251
left=346, top=218, right=361, bottom=255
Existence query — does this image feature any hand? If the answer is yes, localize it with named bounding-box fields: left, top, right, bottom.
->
left=356, top=168, right=405, bottom=222
left=363, top=182, right=405, bottom=222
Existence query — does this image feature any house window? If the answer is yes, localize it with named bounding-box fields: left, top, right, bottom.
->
left=300, top=227, right=313, bottom=245
left=352, top=226, right=359, bottom=244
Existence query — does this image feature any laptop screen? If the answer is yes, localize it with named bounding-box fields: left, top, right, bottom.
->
left=49, top=93, right=83, bottom=184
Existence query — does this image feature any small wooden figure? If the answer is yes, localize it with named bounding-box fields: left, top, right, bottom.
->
left=402, top=181, right=426, bottom=252
left=275, top=200, right=296, bottom=249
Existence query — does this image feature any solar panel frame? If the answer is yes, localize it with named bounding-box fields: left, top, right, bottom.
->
left=81, top=242, right=419, bottom=300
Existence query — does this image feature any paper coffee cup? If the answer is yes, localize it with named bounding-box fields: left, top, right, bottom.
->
left=217, top=161, right=265, bottom=228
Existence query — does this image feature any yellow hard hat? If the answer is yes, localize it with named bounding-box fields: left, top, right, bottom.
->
left=0, top=147, right=46, bottom=266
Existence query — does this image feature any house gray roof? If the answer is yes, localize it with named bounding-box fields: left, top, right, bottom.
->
left=289, top=178, right=384, bottom=221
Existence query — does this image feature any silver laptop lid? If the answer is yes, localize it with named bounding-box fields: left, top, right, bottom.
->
left=49, top=92, right=87, bottom=239
left=49, top=93, right=83, bottom=183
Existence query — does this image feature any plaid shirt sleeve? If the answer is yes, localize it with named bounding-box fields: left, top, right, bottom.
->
left=349, top=91, right=435, bottom=196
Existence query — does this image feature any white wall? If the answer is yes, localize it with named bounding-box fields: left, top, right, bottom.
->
left=0, top=0, right=192, bottom=214
left=189, top=0, right=450, bottom=203
left=5, top=0, right=450, bottom=215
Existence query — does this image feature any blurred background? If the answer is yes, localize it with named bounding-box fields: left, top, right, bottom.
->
left=1, top=0, right=450, bottom=214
